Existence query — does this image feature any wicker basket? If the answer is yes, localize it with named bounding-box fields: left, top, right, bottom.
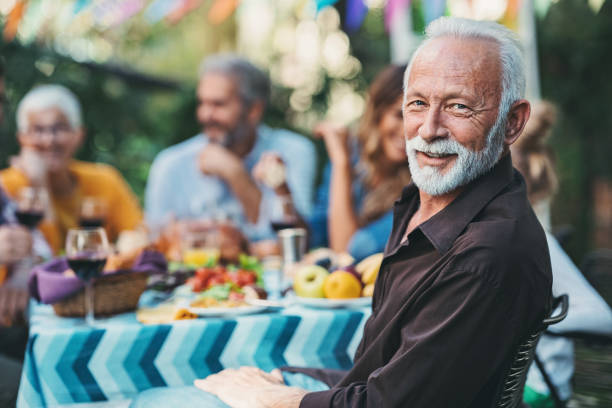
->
left=52, top=271, right=148, bottom=317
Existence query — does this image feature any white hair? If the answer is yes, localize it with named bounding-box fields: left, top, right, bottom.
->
left=17, top=84, right=82, bottom=132
left=404, top=17, right=526, bottom=122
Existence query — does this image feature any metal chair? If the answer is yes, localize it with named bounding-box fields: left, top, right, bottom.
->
left=495, top=294, right=569, bottom=408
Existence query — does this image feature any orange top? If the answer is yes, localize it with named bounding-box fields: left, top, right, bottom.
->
left=0, top=160, right=143, bottom=254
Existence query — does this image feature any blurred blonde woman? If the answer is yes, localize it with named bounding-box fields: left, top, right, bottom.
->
left=309, top=64, right=410, bottom=259
left=512, top=101, right=612, bottom=408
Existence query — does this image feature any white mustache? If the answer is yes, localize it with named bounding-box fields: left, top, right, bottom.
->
left=405, top=135, right=468, bottom=156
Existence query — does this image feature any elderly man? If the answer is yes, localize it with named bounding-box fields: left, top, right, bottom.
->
left=0, top=84, right=143, bottom=253
left=133, top=17, right=552, bottom=408
left=145, top=54, right=317, bottom=243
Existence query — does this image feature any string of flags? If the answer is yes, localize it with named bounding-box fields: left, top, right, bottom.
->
left=1, top=0, right=567, bottom=43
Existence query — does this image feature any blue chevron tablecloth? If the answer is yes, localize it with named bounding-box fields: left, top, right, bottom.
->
left=17, top=298, right=370, bottom=407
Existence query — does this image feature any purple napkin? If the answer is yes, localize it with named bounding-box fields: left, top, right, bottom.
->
left=29, top=250, right=167, bottom=304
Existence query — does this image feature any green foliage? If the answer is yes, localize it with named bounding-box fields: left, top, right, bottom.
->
left=537, top=0, right=612, bottom=260
left=0, top=40, right=200, bottom=202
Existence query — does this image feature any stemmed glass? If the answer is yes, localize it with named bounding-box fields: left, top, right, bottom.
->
left=15, top=186, right=46, bottom=229
left=65, top=228, right=110, bottom=326
left=79, top=196, right=107, bottom=228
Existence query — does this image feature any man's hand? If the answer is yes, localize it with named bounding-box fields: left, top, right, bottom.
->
left=0, top=286, right=29, bottom=327
left=195, top=367, right=307, bottom=408
left=198, top=143, right=245, bottom=182
left=0, top=225, right=33, bottom=265
left=252, top=153, right=289, bottom=195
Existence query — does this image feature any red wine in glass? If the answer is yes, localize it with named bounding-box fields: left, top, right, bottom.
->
left=15, top=210, right=44, bottom=228
left=271, top=219, right=297, bottom=232
left=67, top=255, right=107, bottom=281
left=79, top=217, right=105, bottom=228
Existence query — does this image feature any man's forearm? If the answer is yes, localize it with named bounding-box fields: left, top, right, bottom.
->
left=227, top=167, right=263, bottom=224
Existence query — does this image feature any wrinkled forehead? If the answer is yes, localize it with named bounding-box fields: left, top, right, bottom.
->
left=406, top=36, right=503, bottom=97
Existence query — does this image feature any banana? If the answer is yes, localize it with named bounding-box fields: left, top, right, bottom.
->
left=356, top=253, right=384, bottom=285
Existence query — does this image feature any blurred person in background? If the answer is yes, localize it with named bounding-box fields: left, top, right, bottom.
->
left=0, top=62, right=51, bottom=407
left=512, top=101, right=612, bottom=408
left=145, top=54, right=317, bottom=251
left=261, top=64, right=410, bottom=260
left=0, top=84, right=144, bottom=254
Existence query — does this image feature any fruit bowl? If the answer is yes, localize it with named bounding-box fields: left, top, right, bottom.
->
left=292, top=295, right=372, bottom=309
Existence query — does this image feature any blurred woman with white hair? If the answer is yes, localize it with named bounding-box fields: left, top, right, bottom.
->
left=0, top=84, right=143, bottom=253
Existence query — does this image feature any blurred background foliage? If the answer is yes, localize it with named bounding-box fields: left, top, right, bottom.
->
left=0, top=0, right=611, bottom=265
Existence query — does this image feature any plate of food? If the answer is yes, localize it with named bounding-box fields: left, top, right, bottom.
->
left=291, top=252, right=384, bottom=309
left=179, top=254, right=272, bottom=316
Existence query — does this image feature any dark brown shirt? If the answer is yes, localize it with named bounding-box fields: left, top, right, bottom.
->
left=292, top=154, right=552, bottom=408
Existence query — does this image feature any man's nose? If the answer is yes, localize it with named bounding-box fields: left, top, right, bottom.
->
left=418, top=107, right=447, bottom=142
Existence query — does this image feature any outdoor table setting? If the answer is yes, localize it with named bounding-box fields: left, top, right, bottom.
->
left=15, top=227, right=383, bottom=407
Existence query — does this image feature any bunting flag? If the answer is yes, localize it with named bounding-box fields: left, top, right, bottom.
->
left=144, top=0, right=181, bottom=23
left=73, top=0, right=92, bottom=15
left=315, top=0, right=339, bottom=13
left=500, top=0, right=521, bottom=30
left=208, top=0, right=240, bottom=25
left=423, top=0, right=446, bottom=25
left=345, top=0, right=368, bottom=33
left=3, top=0, right=27, bottom=41
left=384, top=0, right=411, bottom=32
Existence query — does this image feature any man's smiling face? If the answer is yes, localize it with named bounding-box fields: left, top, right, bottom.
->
left=403, top=36, right=506, bottom=196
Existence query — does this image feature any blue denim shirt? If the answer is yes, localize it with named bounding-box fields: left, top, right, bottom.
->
left=308, top=162, right=394, bottom=261
left=145, top=125, right=317, bottom=241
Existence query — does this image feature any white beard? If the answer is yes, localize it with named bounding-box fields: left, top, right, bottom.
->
left=405, top=114, right=506, bottom=196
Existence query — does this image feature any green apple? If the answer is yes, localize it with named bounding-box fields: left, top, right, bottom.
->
left=293, top=265, right=329, bottom=298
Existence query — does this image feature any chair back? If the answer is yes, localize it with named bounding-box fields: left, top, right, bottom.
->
left=494, top=295, right=569, bottom=408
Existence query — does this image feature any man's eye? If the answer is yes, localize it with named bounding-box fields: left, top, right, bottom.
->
left=453, top=103, right=469, bottom=110
left=414, top=100, right=425, bottom=106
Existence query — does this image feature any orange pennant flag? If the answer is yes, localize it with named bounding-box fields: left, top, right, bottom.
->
left=3, top=0, right=28, bottom=42
left=500, top=0, right=521, bottom=31
left=208, top=0, right=240, bottom=25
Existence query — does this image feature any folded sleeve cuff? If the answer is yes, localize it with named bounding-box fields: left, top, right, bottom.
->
left=300, top=389, right=338, bottom=408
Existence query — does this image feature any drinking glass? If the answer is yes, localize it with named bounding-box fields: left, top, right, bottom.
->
left=269, top=195, right=298, bottom=233
left=15, top=186, right=47, bottom=229
left=181, top=224, right=220, bottom=268
left=79, top=197, right=107, bottom=228
left=65, top=228, right=110, bottom=326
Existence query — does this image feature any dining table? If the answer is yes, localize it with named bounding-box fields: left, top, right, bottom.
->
left=16, top=290, right=371, bottom=407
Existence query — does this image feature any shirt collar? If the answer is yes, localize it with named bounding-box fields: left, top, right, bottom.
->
left=400, top=152, right=515, bottom=254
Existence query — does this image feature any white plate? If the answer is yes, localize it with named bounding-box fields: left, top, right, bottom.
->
left=187, top=304, right=270, bottom=317
left=293, top=296, right=372, bottom=309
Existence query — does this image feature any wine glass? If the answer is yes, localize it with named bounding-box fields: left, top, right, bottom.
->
left=79, top=196, right=107, bottom=228
left=269, top=194, right=298, bottom=233
left=65, top=228, right=110, bottom=326
left=15, top=186, right=47, bottom=229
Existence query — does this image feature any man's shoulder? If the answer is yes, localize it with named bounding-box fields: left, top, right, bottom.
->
left=70, top=161, right=129, bottom=188
left=150, top=135, right=203, bottom=171
left=449, top=195, right=551, bottom=288
left=259, top=125, right=314, bottom=153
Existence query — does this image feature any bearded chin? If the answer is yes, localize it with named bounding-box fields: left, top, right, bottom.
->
left=406, top=117, right=506, bottom=196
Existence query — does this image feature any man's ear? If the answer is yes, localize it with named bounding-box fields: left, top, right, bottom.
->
left=247, top=100, right=265, bottom=125
left=504, top=99, right=530, bottom=146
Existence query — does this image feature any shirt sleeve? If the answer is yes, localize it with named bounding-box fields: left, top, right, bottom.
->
left=145, top=154, right=175, bottom=230
left=307, top=163, right=331, bottom=249
left=281, top=133, right=317, bottom=219
left=545, top=233, right=612, bottom=334
left=346, top=211, right=393, bottom=261
left=301, top=265, right=540, bottom=408
left=104, top=167, right=143, bottom=238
